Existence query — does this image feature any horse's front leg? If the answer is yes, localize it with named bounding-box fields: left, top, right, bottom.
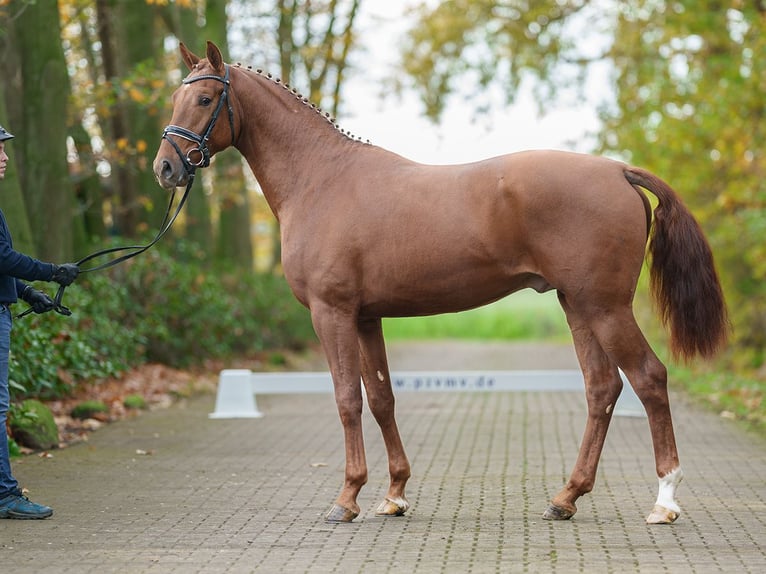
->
left=311, top=302, right=367, bottom=523
left=358, top=317, right=411, bottom=517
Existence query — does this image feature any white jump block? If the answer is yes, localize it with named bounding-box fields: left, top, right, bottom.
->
left=209, top=368, right=646, bottom=419
left=613, top=369, right=645, bottom=418
left=209, top=369, right=264, bottom=418
left=209, top=370, right=584, bottom=420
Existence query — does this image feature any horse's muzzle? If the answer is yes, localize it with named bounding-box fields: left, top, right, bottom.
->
left=153, top=156, right=188, bottom=190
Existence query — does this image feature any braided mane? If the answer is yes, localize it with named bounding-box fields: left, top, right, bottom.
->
left=231, top=62, right=372, bottom=145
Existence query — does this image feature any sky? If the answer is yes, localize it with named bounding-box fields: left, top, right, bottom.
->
left=338, top=1, right=604, bottom=165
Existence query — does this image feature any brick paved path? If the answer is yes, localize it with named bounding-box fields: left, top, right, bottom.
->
left=2, top=342, right=765, bottom=573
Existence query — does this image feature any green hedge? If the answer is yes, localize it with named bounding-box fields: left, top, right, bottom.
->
left=9, top=240, right=315, bottom=400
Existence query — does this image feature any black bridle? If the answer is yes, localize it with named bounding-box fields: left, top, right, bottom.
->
left=17, top=65, right=236, bottom=319
left=161, top=64, right=236, bottom=180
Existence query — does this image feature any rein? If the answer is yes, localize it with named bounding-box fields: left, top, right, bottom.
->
left=15, top=180, right=194, bottom=320
left=16, top=64, right=236, bottom=320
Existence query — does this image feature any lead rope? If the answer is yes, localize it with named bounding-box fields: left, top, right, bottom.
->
left=15, top=175, right=196, bottom=320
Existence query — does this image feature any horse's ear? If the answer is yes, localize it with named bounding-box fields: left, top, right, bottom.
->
left=206, top=41, right=225, bottom=74
left=179, top=42, right=200, bottom=71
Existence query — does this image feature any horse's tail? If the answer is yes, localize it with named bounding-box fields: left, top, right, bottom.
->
left=624, top=166, right=728, bottom=360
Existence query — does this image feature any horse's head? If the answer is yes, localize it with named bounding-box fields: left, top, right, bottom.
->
left=153, top=41, right=237, bottom=189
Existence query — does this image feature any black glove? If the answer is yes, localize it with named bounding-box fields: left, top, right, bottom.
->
left=21, top=287, right=55, bottom=314
left=51, top=263, right=80, bottom=286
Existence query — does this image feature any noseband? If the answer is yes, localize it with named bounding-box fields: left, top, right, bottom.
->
left=162, top=64, right=236, bottom=179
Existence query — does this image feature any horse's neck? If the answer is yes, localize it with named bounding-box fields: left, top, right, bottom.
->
left=232, top=69, right=367, bottom=218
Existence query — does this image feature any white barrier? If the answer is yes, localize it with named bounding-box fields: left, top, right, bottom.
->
left=209, top=369, right=645, bottom=419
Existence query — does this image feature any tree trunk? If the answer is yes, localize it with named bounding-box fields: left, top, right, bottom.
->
left=0, top=71, right=35, bottom=255
left=70, top=9, right=107, bottom=246
left=206, top=0, right=254, bottom=270
left=117, top=0, right=165, bottom=233
left=69, top=121, right=106, bottom=244
left=161, top=1, right=213, bottom=251
left=95, top=0, right=131, bottom=237
left=13, top=0, right=79, bottom=261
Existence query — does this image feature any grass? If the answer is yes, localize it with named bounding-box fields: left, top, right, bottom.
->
left=669, top=365, right=766, bottom=436
left=382, top=289, right=570, bottom=342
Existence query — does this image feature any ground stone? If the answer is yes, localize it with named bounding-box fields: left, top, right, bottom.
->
left=10, top=399, right=59, bottom=450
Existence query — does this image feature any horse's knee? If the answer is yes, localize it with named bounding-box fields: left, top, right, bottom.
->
left=335, top=390, right=363, bottom=423
left=362, top=375, right=396, bottom=418
left=367, top=392, right=395, bottom=422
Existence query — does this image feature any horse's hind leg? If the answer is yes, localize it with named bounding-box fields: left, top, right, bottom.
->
left=590, top=313, right=683, bottom=524
left=358, top=317, right=411, bottom=517
left=543, top=294, right=624, bottom=521
left=554, top=300, right=683, bottom=524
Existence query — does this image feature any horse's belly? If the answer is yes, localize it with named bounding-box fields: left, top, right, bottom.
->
left=358, top=266, right=547, bottom=318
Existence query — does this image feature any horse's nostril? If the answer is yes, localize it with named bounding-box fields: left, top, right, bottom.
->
left=161, top=159, right=173, bottom=179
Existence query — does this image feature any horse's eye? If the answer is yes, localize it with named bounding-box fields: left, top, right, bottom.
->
left=199, top=96, right=213, bottom=107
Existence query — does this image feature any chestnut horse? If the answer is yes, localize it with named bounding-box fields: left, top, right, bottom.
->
left=153, top=42, right=727, bottom=525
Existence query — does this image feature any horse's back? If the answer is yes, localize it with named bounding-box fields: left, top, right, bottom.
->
left=318, top=149, right=652, bottom=317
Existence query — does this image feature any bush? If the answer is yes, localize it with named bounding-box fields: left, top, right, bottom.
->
left=9, top=239, right=316, bottom=400
left=123, top=394, right=147, bottom=410
left=70, top=400, right=109, bottom=420
left=7, top=437, right=21, bottom=458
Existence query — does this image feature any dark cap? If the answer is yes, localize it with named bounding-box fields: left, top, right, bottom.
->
left=0, top=125, right=14, bottom=141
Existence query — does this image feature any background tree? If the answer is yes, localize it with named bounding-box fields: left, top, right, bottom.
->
left=160, top=2, right=213, bottom=251
left=64, top=1, right=107, bottom=243
left=0, top=79, right=34, bottom=254
left=600, top=1, right=766, bottom=367
left=116, top=0, right=167, bottom=232
left=230, top=0, right=362, bottom=269
left=95, top=0, right=166, bottom=237
left=399, top=0, right=591, bottom=121
left=0, top=2, right=34, bottom=254
left=6, top=0, right=82, bottom=260
left=402, top=0, right=765, bottom=367
left=3, top=0, right=365, bottom=272
left=206, top=0, right=254, bottom=270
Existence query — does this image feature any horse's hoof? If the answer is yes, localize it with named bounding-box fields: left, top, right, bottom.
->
left=542, top=503, right=575, bottom=521
left=375, top=497, right=410, bottom=517
left=325, top=504, right=359, bottom=523
left=646, top=504, right=680, bottom=524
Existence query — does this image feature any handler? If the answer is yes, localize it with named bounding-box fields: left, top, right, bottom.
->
left=0, top=123, right=79, bottom=519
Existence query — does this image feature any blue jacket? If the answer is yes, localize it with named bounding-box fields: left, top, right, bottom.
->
left=0, top=209, right=54, bottom=305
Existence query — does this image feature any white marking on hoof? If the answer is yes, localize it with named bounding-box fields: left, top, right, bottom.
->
left=646, top=504, right=679, bottom=524
left=375, top=496, right=410, bottom=516
left=647, top=467, right=683, bottom=524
